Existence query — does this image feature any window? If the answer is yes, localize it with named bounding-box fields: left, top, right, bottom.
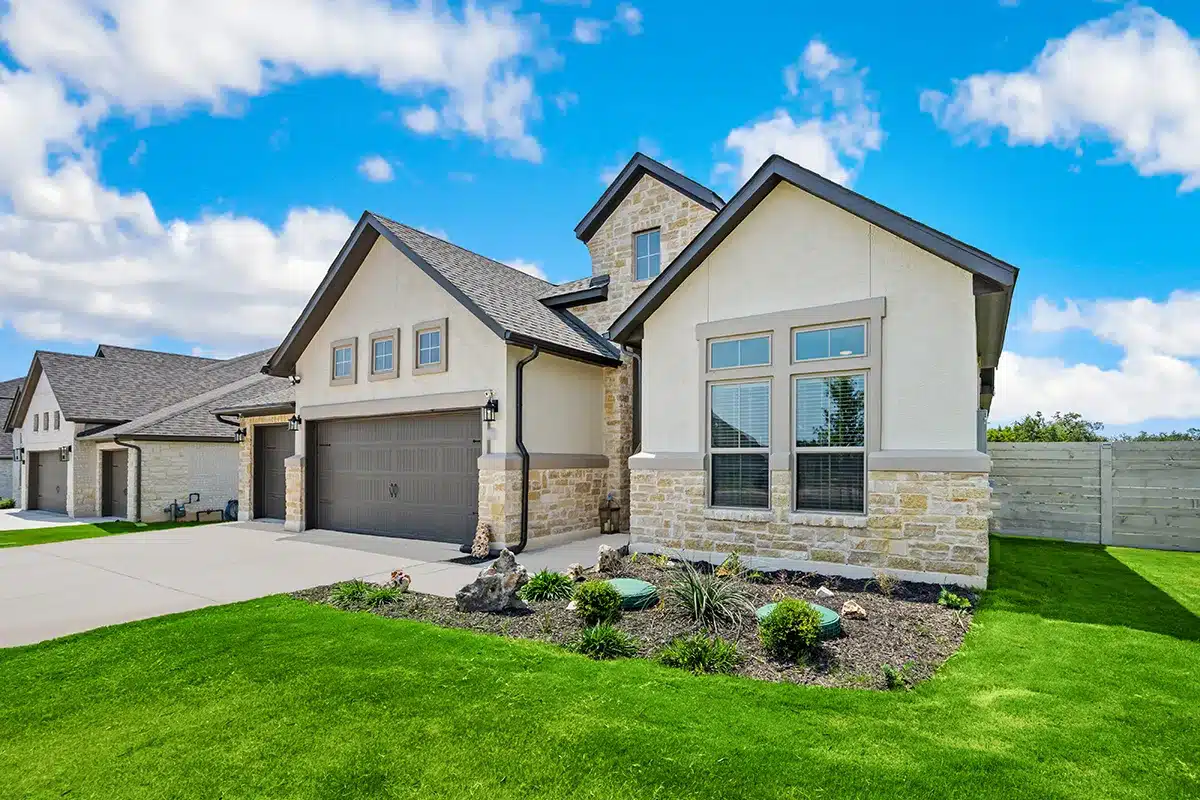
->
left=710, top=335, right=771, bottom=370
left=43, top=412, right=49, bottom=431
left=369, top=329, right=398, bottom=381
left=413, top=318, right=448, bottom=374
left=793, top=323, right=867, bottom=362
left=794, top=374, right=866, bottom=513
left=634, top=229, right=661, bottom=281
left=329, top=337, right=357, bottom=386
left=53, top=411, right=60, bottom=431
left=33, top=413, right=38, bottom=432
left=709, top=381, right=770, bottom=508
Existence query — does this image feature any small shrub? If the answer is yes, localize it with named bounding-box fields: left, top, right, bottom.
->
left=573, top=580, right=623, bottom=625
left=871, top=571, right=899, bottom=598
left=573, top=624, right=638, bottom=660
left=759, top=598, right=822, bottom=661
left=881, top=662, right=915, bottom=690
left=520, top=569, right=575, bottom=602
left=669, top=560, right=753, bottom=629
left=649, top=553, right=671, bottom=568
left=938, top=588, right=972, bottom=610
left=745, top=570, right=769, bottom=584
left=0, top=498, right=14, bottom=510
left=715, top=552, right=742, bottom=578
left=329, top=579, right=372, bottom=606
left=362, top=585, right=405, bottom=608
left=657, top=634, right=742, bottom=675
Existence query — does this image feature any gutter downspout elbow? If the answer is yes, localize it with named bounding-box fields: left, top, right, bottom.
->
left=112, top=436, right=143, bottom=523
left=511, top=346, right=540, bottom=555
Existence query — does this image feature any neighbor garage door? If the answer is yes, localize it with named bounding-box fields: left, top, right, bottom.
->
left=315, top=411, right=481, bottom=543
left=31, top=451, right=68, bottom=514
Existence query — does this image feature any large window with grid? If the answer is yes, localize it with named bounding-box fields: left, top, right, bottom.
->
left=709, top=381, right=770, bottom=509
left=794, top=374, right=866, bottom=513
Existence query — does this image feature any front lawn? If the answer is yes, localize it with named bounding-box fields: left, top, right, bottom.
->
left=0, top=537, right=1196, bottom=799
left=0, top=518, right=222, bottom=549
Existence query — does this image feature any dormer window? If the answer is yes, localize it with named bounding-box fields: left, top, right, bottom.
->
left=635, top=229, right=661, bottom=281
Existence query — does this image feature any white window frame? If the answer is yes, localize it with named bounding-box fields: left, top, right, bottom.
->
left=412, top=318, right=448, bottom=375
left=368, top=329, right=399, bottom=382
left=330, top=337, right=357, bottom=386
left=793, top=370, right=867, bottom=514
left=634, top=228, right=661, bottom=282
left=707, top=379, right=771, bottom=510
left=708, top=333, right=772, bottom=371
left=792, top=322, right=868, bottom=363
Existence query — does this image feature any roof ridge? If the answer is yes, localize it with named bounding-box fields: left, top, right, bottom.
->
left=96, top=343, right=218, bottom=360
left=367, top=212, right=553, bottom=289
left=83, top=373, right=270, bottom=439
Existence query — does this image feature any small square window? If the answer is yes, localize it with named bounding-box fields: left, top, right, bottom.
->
left=635, top=229, right=661, bottom=281
left=334, top=347, right=353, bottom=377
left=368, top=330, right=399, bottom=381
left=330, top=337, right=357, bottom=385
left=412, top=319, right=448, bottom=374
left=418, top=330, right=441, bottom=366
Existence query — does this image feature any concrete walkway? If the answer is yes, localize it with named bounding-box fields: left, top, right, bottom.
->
left=0, top=509, right=118, bottom=531
left=0, top=521, right=627, bottom=648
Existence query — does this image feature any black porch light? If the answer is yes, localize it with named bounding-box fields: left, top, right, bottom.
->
left=233, top=427, right=247, bottom=444
left=58, top=445, right=71, bottom=462
left=482, top=395, right=498, bottom=423
left=288, top=414, right=302, bottom=432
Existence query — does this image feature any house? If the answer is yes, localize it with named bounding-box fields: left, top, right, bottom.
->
left=3, top=345, right=292, bottom=522
left=0, top=378, right=24, bottom=500
left=240, top=152, right=1014, bottom=587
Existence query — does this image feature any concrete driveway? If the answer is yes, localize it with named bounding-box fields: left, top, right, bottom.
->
left=0, top=521, right=483, bottom=648
left=0, top=509, right=117, bottom=531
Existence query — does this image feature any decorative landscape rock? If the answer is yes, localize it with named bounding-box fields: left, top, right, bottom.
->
left=596, top=544, right=621, bottom=574
left=815, top=586, right=835, bottom=600
left=565, top=563, right=586, bottom=582
left=605, top=578, right=659, bottom=610
left=842, top=600, right=868, bottom=620
left=455, top=549, right=529, bottom=612
left=385, top=569, right=412, bottom=592
left=470, top=521, right=491, bottom=559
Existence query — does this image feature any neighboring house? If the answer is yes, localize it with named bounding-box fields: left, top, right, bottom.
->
left=0, top=378, right=24, bottom=500
left=239, top=152, right=1014, bottom=587
left=2, top=345, right=291, bottom=522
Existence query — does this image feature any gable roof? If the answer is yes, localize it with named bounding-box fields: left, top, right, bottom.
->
left=266, top=212, right=620, bottom=377
left=94, top=344, right=217, bottom=368
left=608, top=155, right=1020, bottom=360
left=0, top=378, right=23, bottom=460
left=574, top=153, right=725, bottom=242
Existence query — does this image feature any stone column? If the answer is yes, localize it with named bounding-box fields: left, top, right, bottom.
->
left=602, top=359, right=634, bottom=532
left=284, top=454, right=305, bottom=532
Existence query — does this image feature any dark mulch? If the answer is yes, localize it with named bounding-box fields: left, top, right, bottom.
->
left=294, top=555, right=975, bottom=690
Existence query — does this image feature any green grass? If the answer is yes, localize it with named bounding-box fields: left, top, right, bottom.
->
left=0, top=537, right=1196, bottom=799
left=0, top=518, right=222, bottom=548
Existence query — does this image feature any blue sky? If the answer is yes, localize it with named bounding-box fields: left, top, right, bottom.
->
left=1, top=0, right=1198, bottom=435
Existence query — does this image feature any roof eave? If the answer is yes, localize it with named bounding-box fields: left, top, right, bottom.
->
left=503, top=332, right=621, bottom=367
left=211, top=401, right=297, bottom=418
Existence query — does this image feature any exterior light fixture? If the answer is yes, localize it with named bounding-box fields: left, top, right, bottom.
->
left=233, top=427, right=247, bottom=444
left=482, top=395, right=498, bottom=423
left=288, top=414, right=302, bottom=432
left=289, top=374, right=302, bottom=386
left=598, top=493, right=621, bottom=535
left=58, top=445, right=72, bottom=462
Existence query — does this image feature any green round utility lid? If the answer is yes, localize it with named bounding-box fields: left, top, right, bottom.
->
left=605, top=578, right=659, bottom=610
left=756, top=602, right=841, bottom=639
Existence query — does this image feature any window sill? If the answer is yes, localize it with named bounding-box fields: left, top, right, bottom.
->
left=704, top=507, right=773, bottom=523
left=789, top=511, right=868, bottom=528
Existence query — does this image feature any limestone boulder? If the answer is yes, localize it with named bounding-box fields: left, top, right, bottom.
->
left=455, top=549, right=529, bottom=612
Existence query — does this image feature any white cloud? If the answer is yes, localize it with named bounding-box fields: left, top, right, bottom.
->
left=572, top=3, right=642, bottom=45
left=552, top=90, right=579, bottom=113
left=505, top=258, right=548, bottom=280
left=615, top=3, right=643, bottom=35
left=921, top=8, right=1200, bottom=190
left=402, top=105, right=441, bottom=135
left=128, top=140, right=146, bottom=166
left=357, top=155, right=394, bottom=183
left=718, top=39, right=882, bottom=185
left=419, top=226, right=450, bottom=241
left=993, top=292, right=1200, bottom=425
left=572, top=18, right=608, bottom=44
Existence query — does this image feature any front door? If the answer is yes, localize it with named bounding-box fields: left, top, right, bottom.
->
left=255, top=425, right=294, bottom=519
left=102, top=449, right=128, bottom=518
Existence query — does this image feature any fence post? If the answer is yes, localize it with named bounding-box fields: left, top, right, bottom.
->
left=1100, top=443, right=1113, bottom=546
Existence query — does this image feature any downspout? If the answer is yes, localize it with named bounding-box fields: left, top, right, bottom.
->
left=111, top=437, right=142, bottom=523
left=510, top=346, right=540, bottom=555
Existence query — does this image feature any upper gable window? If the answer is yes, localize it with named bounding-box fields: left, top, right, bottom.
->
left=368, top=329, right=399, bottom=382
left=54, top=411, right=60, bottom=431
left=43, top=412, right=49, bottom=431
left=413, top=318, right=448, bottom=375
left=330, top=337, right=357, bottom=386
left=793, top=323, right=867, bottom=363
left=635, top=229, right=661, bottom=281
left=33, top=413, right=38, bottom=432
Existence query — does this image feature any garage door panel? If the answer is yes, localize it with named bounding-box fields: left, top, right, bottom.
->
left=315, top=411, right=481, bottom=543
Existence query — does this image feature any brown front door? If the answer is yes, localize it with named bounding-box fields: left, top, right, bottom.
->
left=31, top=451, right=68, bottom=514
left=255, top=425, right=294, bottom=520
left=102, top=449, right=128, bottom=518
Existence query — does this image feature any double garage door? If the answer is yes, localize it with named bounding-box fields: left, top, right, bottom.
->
left=315, top=411, right=481, bottom=543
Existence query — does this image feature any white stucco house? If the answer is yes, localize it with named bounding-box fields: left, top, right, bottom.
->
left=3, top=345, right=291, bottom=523
left=229, top=152, right=1015, bottom=587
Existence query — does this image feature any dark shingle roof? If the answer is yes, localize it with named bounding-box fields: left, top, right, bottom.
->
left=211, top=379, right=296, bottom=416
left=95, top=344, right=218, bottom=368
left=0, top=379, right=21, bottom=460
left=370, top=215, right=618, bottom=362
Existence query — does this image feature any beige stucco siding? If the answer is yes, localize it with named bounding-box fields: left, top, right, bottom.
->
left=642, top=182, right=978, bottom=454
left=507, top=349, right=605, bottom=455
left=293, top=237, right=508, bottom=449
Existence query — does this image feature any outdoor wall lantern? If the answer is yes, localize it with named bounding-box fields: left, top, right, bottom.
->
left=482, top=394, right=499, bottom=424
left=233, top=427, right=247, bottom=444
left=598, top=493, right=621, bottom=535
left=58, top=445, right=71, bottom=462
left=288, top=414, right=302, bottom=433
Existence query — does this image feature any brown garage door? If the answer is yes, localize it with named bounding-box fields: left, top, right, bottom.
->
left=315, top=411, right=481, bottom=543
left=255, top=425, right=294, bottom=520
left=31, top=451, right=68, bottom=514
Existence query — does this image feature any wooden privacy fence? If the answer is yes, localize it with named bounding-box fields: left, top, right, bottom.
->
left=989, top=442, right=1200, bottom=551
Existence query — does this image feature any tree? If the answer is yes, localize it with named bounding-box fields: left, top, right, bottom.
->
left=987, top=412, right=1106, bottom=443
left=1113, top=428, right=1200, bottom=442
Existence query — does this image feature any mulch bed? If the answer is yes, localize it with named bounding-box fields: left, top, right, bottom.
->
left=294, top=555, right=975, bottom=691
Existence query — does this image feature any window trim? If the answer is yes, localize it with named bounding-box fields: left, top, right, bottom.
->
left=792, top=322, right=868, bottom=364
left=633, top=228, right=662, bottom=282
left=329, top=337, right=357, bottom=386
left=412, top=318, right=448, bottom=375
left=708, top=332, right=772, bottom=371
left=792, top=370, right=867, bottom=514
left=368, top=329, right=399, bottom=382
left=707, top=378, right=771, bottom=510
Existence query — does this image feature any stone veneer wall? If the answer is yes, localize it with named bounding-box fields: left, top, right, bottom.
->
left=237, top=414, right=294, bottom=521
left=136, top=441, right=239, bottom=523
left=630, top=469, right=991, bottom=587
left=284, top=454, right=305, bottom=532
left=478, top=466, right=607, bottom=547
left=68, top=439, right=98, bottom=518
